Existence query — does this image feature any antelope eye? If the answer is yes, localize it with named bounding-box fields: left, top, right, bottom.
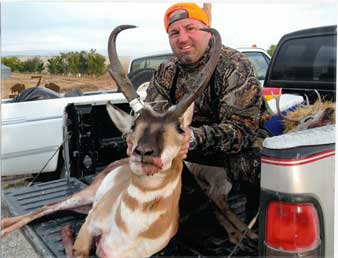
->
left=303, top=116, right=314, bottom=123
left=130, top=122, right=136, bottom=131
left=176, top=123, right=185, bottom=134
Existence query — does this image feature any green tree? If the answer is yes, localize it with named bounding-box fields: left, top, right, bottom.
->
left=36, top=62, right=44, bottom=73
left=2, top=56, right=23, bottom=72
left=47, top=56, right=65, bottom=75
left=267, top=44, right=277, bottom=57
left=79, top=51, right=89, bottom=76
left=22, top=57, right=44, bottom=73
left=66, top=51, right=81, bottom=76
left=60, top=52, right=70, bottom=75
left=46, top=50, right=106, bottom=77
left=88, top=49, right=106, bottom=77
left=47, top=57, right=58, bottom=74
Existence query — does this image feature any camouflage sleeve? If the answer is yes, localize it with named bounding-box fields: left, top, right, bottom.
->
left=191, top=53, right=264, bottom=154
left=144, top=60, right=176, bottom=112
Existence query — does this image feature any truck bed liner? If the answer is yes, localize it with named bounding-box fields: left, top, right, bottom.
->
left=2, top=178, right=86, bottom=258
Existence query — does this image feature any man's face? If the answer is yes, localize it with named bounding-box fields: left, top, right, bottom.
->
left=168, top=18, right=211, bottom=65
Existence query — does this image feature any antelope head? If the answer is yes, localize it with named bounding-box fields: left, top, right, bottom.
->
left=106, top=25, right=221, bottom=177
left=276, top=91, right=336, bottom=132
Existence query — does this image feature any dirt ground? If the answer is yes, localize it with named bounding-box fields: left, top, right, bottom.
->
left=1, top=57, right=130, bottom=99
left=1, top=200, right=39, bottom=258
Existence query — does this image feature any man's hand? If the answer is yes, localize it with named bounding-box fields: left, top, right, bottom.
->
left=126, top=135, right=133, bottom=156
left=178, top=127, right=191, bottom=159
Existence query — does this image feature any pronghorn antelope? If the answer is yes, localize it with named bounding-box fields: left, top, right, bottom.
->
left=0, top=25, right=221, bottom=258
left=276, top=92, right=335, bottom=132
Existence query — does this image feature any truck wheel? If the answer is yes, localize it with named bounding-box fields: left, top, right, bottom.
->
left=127, top=68, right=156, bottom=91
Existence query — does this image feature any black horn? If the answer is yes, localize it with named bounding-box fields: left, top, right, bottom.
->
left=108, top=25, right=143, bottom=113
left=172, top=28, right=222, bottom=118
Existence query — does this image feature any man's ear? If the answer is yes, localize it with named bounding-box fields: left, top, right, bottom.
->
left=182, top=103, right=194, bottom=128
left=106, top=101, right=134, bottom=134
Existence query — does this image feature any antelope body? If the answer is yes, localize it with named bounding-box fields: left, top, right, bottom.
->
left=73, top=104, right=194, bottom=258
left=0, top=25, right=222, bottom=258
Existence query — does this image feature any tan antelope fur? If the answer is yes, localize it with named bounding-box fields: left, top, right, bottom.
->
left=72, top=103, right=195, bottom=258
left=276, top=92, right=335, bottom=132
left=0, top=25, right=222, bottom=258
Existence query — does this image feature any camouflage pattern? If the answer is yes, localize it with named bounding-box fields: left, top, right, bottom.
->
left=145, top=43, right=270, bottom=183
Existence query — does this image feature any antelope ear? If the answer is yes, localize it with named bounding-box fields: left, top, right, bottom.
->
left=182, top=103, right=194, bottom=128
left=106, top=101, right=134, bottom=134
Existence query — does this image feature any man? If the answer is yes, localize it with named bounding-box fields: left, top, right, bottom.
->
left=144, top=2, right=268, bottom=201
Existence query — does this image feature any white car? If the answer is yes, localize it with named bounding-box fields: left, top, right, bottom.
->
left=1, top=90, right=147, bottom=177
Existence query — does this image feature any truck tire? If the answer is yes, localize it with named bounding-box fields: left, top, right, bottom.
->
left=127, top=68, right=156, bottom=90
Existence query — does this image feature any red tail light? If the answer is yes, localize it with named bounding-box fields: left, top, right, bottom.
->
left=266, top=201, right=320, bottom=252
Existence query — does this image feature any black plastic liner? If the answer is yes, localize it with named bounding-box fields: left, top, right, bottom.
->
left=2, top=178, right=87, bottom=258
left=2, top=172, right=258, bottom=258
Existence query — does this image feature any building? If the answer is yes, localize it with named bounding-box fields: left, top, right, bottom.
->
left=1, top=64, right=12, bottom=80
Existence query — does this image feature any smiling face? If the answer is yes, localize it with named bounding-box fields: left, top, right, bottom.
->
left=168, top=18, right=211, bottom=64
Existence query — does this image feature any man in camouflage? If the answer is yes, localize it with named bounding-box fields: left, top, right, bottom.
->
left=144, top=2, right=269, bottom=200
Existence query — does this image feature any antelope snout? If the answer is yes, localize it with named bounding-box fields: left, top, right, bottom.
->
left=134, top=145, right=155, bottom=158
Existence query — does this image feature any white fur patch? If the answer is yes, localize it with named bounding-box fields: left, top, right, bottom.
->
left=127, top=175, right=180, bottom=203
left=99, top=221, right=174, bottom=258
left=160, top=146, right=180, bottom=171
left=129, top=160, right=145, bottom=176
left=87, top=196, right=119, bottom=238
left=55, top=195, right=93, bottom=211
left=124, top=224, right=173, bottom=257
left=94, top=166, right=124, bottom=205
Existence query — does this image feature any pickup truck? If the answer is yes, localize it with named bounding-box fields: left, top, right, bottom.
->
left=1, top=48, right=269, bottom=178
left=2, top=25, right=336, bottom=258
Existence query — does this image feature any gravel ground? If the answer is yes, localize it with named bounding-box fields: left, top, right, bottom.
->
left=1, top=177, right=40, bottom=258
left=1, top=202, right=39, bottom=258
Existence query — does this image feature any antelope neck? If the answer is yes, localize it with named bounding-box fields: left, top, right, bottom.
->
left=129, top=157, right=182, bottom=191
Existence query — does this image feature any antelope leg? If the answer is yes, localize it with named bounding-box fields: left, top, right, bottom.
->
left=0, top=159, right=129, bottom=238
left=1, top=192, right=93, bottom=238
left=210, top=194, right=258, bottom=242
left=73, top=220, right=93, bottom=258
left=214, top=210, right=242, bottom=245
left=61, top=225, right=75, bottom=258
left=223, top=208, right=258, bottom=240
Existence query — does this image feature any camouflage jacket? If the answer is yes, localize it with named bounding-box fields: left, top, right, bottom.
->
left=145, top=44, right=269, bottom=179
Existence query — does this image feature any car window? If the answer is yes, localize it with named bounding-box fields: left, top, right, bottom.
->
left=270, top=35, right=336, bottom=82
left=129, top=55, right=172, bottom=73
left=130, top=58, right=146, bottom=72
left=243, top=52, right=270, bottom=80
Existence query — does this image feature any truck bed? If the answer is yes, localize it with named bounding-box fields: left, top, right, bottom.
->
left=2, top=178, right=86, bottom=258
left=2, top=170, right=258, bottom=257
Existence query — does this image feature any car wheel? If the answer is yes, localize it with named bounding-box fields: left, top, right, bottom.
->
left=127, top=68, right=156, bottom=90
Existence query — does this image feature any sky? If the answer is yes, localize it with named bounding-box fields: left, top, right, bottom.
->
left=1, top=0, right=337, bottom=58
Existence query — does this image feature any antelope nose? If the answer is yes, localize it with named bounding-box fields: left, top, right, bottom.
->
left=134, top=145, right=154, bottom=157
